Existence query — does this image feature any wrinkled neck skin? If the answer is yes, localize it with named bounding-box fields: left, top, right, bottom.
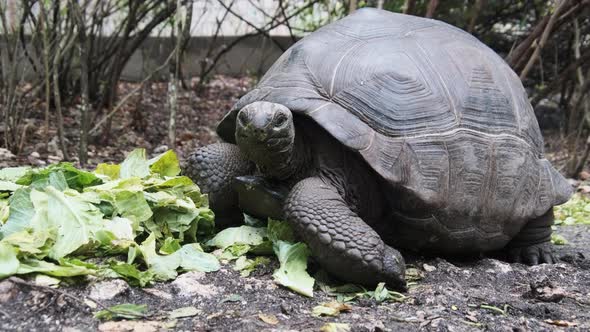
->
left=248, top=129, right=310, bottom=184
left=235, top=108, right=312, bottom=185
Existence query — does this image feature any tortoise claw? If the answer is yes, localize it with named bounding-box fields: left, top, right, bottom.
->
left=508, top=242, right=556, bottom=265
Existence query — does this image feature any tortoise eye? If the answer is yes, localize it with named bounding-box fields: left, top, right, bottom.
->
left=275, top=113, right=287, bottom=126
left=238, top=111, right=249, bottom=124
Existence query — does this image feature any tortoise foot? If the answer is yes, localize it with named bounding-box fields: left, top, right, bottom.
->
left=508, top=241, right=556, bottom=265
left=382, top=245, right=407, bottom=290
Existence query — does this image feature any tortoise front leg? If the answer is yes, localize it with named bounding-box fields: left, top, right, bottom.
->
left=285, top=177, right=406, bottom=289
left=184, top=143, right=255, bottom=228
left=506, top=209, right=556, bottom=265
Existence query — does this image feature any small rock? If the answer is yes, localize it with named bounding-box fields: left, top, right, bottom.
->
left=280, top=302, right=293, bottom=315
left=0, top=148, right=15, bottom=160
left=89, top=279, right=129, bottom=300
left=152, top=145, right=169, bottom=155
left=430, top=318, right=443, bottom=328
left=482, top=259, right=513, bottom=274
left=172, top=271, right=219, bottom=298
left=28, top=151, right=46, bottom=166
left=465, top=310, right=478, bottom=322
left=98, top=320, right=172, bottom=332
left=62, top=327, right=85, bottom=332
left=528, top=278, right=568, bottom=302
left=0, top=280, right=17, bottom=303
left=47, top=137, right=60, bottom=154
left=84, top=299, right=97, bottom=309
left=56, top=295, right=69, bottom=308
left=423, top=263, right=436, bottom=272
left=579, top=171, right=590, bottom=180
left=47, top=155, right=63, bottom=163
left=416, top=310, right=426, bottom=321
left=143, top=288, right=173, bottom=300
left=358, top=317, right=385, bottom=332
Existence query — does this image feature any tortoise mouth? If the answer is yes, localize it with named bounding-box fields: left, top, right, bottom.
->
left=236, top=129, right=293, bottom=156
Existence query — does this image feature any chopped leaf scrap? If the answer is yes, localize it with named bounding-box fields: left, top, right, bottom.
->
left=206, top=225, right=267, bottom=250
left=168, top=306, right=200, bottom=319
left=94, top=303, right=148, bottom=321
left=272, top=241, right=315, bottom=297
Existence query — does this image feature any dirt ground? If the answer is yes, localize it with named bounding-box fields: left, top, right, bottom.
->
left=0, top=225, right=588, bottom=332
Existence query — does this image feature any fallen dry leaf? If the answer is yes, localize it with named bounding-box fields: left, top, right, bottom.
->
left=320, top=322, right=351, bottom=332
left=258, top=313, right=279, bottom=325
left=544, top=319, right=578, bottom=327
left=312, top=301, right=352, bottom=317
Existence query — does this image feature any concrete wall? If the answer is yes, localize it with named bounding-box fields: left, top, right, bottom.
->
left=120, top=35, right=297, bottom=81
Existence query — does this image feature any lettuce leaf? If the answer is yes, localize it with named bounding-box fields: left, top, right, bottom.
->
left=0, top=242, right=19, bottom=278
left=0, top=188, right=34, bottom=238
left=120, top=149, right=150, bottom=179
left=206, top=226, right=267, bottom=250
left=16, top=163, right=101, bottom=192
left=272, top=241, right=314, bottom=297
left=148, top=150, right=181, bottom=177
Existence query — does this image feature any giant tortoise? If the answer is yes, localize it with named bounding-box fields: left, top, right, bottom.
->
left=185, top=8, right=572, bottom=289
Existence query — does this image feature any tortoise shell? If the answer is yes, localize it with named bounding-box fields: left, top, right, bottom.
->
left=217, top=8, right=571, bottom=252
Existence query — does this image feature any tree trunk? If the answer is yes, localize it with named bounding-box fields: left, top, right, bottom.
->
left=71, top=0, right=90, bottom=166
left=52, top=15, right=70, bottom=161
left=565, top=18, right=590, bottom=177
left=403, top=0, right=416, bottom=15
left=39, top=2, right=51, bottom=151
left=349, top=0, right=357, bottom=13
left=425, top=0, right=439, bottom=18
left=168, top=0, right=188, bottom=148
left=468, top=0, right=485, bottom=33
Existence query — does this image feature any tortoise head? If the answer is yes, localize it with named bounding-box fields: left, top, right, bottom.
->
left=235, top=101, right=296, bottom=179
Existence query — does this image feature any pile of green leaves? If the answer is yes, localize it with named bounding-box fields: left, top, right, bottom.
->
left=0, top=149, right=218, bottom=285
left=554, top=193, right=590, bottom=225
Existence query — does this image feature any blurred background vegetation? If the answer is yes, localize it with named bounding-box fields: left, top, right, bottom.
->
left=0, top=0, right=588, bottom=177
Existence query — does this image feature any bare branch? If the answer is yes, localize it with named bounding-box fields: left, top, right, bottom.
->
left=531, top=48, right=590, bottom=106
left=519, top=0, right=570, bottom=80
left=216, top=0, right=287, bottom=52
left=279, top=0, right=297, bottom=43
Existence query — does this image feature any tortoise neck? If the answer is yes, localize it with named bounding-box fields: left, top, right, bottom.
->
left=257, top=132, right=309, bottom=181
